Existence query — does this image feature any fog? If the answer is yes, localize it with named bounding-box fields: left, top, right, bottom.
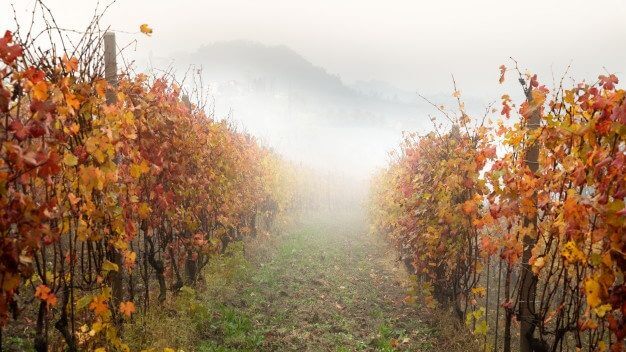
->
left=3, top=0, right=625, bottom=182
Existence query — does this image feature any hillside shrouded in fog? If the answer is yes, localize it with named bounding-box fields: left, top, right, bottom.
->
left=175, top=40, right=433, bottom=179
left=165, top=40, right=490, bottom=179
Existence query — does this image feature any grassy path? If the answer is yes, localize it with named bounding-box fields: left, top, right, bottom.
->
left=191, top=212, right=479, bottom=352
left=135, top=212, right=478, bottom=351
left=243, top=213, right=437, bottom=351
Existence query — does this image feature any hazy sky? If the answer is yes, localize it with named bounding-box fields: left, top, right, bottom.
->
left=3, top=0, right=625, bottom=95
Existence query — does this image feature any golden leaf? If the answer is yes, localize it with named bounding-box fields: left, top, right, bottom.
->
left=33, top=81, right=49, bottom=101
left=584, top=278, right=602, bottom=308
left=63, top=153, right=78, bottom=167
left=140, top=24, right=153, bottom=36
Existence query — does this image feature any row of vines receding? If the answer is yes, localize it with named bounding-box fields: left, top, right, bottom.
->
left=369, top=66, right=626, bottom=352
left=0, top=7, right=298, bottom=351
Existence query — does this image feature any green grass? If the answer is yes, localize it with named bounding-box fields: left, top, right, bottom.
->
left=125, top=211, right=478, bottom=351
left=197, top=306, right=264, bottom=352
left=125, top=242, right=261, bottom=351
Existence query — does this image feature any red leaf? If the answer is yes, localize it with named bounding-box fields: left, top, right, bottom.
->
left=0, top=31, right=23, bottom=65
left=23, top=67, right=45, bottom=84
left=29, top=121, right=46, bottom=138
left=599, top=74, right=619, bottom=90
left=499, top=65, right=506, bottom=84
left=9, top=120, right=29, bottom=141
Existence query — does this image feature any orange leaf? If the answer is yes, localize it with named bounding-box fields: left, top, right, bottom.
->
left=35, top=284, right=58, bottom=307
left=62, top=55, right=79, bottom=72
left=34, top=284, right=51, bottom=300
left=66, top=93, right=80, bottom=110
left=140, top=24, right=153, bottom=36
left=95, top=79, right=107, bottom=97
left=68, top=192, right=81, bottom=206
left=89, top=295, right=109, bottom=316
left=32, top=81, right=49, bottom=101
left=119, top=301, right=136, bottom=318
left=461, top=199, right=476, bottom=215
left=123, top=250, right=137, bottom=269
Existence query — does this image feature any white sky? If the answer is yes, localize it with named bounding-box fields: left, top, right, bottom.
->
left=3, top=0, right=625, bottom=95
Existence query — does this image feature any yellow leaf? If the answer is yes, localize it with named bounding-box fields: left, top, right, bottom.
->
left=561, top=241, right=586, bottom=264
left=113, top=238, right=129, bottom=251
left=63, top=153, right=78, bottom=166
left=471, top=286, right=486, bottom=297
left=76, top=294, right=93, bottom=311
left=584, top=278, right=602, bottom=308
left=102, top=259, right=119, bottom=273
left=92, top=321, right=104, bottom=333
left=474, top=319, right=488, bottom=335
left=140, top=160, right=150, bottom=173
left=77, top=218, right=90, bottom=241
left=138, top=202, right=151, bottom=219
left=531, top=256, right=545, bottom=275
left=140, top=24, right=153, bottom=36
left=123, top=251, right=137, bottom=269
left=69, top=123, right=80, bottom=135
left=130, top=160, right=150, bottom=178
left=593, top=304, right=612, bottom=318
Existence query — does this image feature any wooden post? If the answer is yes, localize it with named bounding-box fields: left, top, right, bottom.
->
left=182, top=94, right=191, bottom=110
left=103, top=31, right=124, bottom=315
left=519, top=84, right=541, bottom=352
left=104, top=32, right=118, bottom=104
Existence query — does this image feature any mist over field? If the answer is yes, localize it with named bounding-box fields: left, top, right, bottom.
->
left=151, top=40, right=486, bottom=181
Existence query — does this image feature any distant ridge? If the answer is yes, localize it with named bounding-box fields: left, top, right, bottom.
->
left=190, top=41, right=355, bottom=101
left=173, top=40, right=484, bottom=128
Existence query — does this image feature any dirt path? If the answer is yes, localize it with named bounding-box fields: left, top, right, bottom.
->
left=190, top=210, right=478, bottom=352
left=198, top=212, right=477, bottom=351
left=246, top=213, right=439, bottom=351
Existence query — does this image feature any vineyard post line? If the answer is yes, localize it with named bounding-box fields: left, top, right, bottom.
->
left=103, top=31, right=124, bottom=326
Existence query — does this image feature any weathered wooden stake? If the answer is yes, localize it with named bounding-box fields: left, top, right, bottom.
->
left=103, top=31, right=124, bottom=315
left=519, top=83, right=541, bottom=352
left=104, top=32, right=118, bottom=104
left=182, top=94, right=191, bottom=110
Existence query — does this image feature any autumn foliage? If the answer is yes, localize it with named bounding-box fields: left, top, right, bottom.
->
left=370, top=70, right=626, bottom=351
left=0, top=27, right=295, bottom=351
